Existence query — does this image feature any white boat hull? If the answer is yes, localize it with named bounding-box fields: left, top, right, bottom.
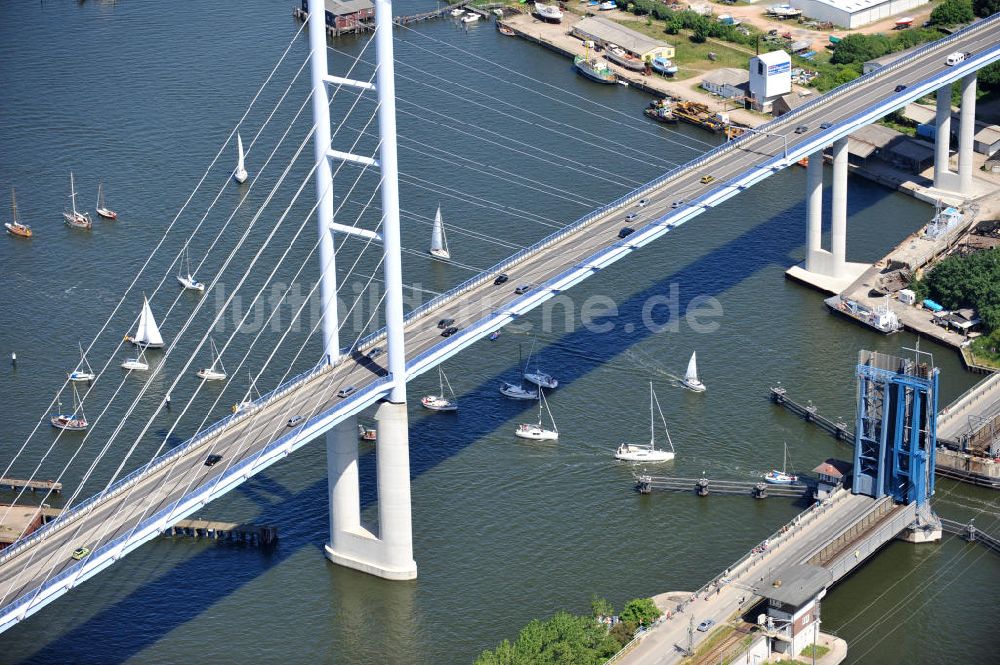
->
left=233, top=168, right=248, bottom=184
left=51, top=416, right=87, bottom=431
left=68, top=371, right=96, bottom=383
left=421, top=395, right=457, bottom=411
left=682, top=379, right=706, bottom=392
left=177, top=274, right=205, bottom=292
left=500, top=383, right=538, bottom=400
left=515, top=425, right=558, bottom=441
left=197, top=368, right=227, bottom=381
left=615, top=445, right=675, bottom=462
left=524, top=372, right=558, bottom=389
left=121, top=359, right=149, bottom=371
left=429, top=249, right=451, bottom=260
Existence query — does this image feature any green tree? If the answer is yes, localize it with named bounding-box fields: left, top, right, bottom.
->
left=619, top=598, right=662, bottom=627
left=929, top=0, right=975, bottom=25
left=690, top=26, right=708, bottom=43
left=919, top=247, right=1000, bottom=334
left=474, top=612, right=620, bottom=665
left=590, top=596, right=614, bottom=619
left=830, top=33, right=893, bottom=65
left=972, top=0, right=1000, bottom=17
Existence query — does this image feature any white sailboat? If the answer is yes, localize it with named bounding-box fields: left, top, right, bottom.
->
left=681, top=351, right=706, bottom=392
left=233, top=132, right=249, bottom=184
left=514, top=389, right=558, bottom=441
left=51, top=385, right=88, bottom=431
left=176, top=246, right=205, bottom=292
left=429, top=205, right=450, bottom=259
left=500, top=344, right=539, bottom=400
left=96, top=180, right=117, bottom=219
left=68, top=341, right=96, bottom=382
left=523, top=338, right=558, bottom=389
left=614, top=382, right=676, bottom=462
left=127, top=296, right=165, bottom=349
left=196, top=338, right=228, bottom=381
left=63, top=172, right=92, bottom=229
left=764, top=442, right=799, bottom=484
left=421, top=367, right=458, bottom=411
left=232, top=372, right=260, bottom=413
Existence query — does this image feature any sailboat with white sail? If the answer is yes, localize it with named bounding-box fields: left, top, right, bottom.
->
left=681, top=351, right=706, bottom=392
left=63, top=172, right=92, bottom=230
left=96, top=181, right=117, bottom=219
left=428, top=205, right=450, bottom=259
left=763, top=442, right=799, bottom=484
left=196, top=338, right=228, bottom=381
left=421, top=367, right=458, bottom=411
left=51, top=385, right=88, bottom=431
left=233, top=132, right=249, bottom=184
left=614, top=382, right=676, bottom=462
left=514, top=389, right=558, bottom=440
left=232, top=372, right=260, bottom=413
left=176, top=246, right=205, bottom=292
left=68, top=341, right=96, bottom=382
left=126, top=296, right=165, bottom=349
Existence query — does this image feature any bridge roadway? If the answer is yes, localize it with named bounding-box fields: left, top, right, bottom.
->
left=619, top=492, right=914, bottom=665
left=1, top=18, right=998, bottom=631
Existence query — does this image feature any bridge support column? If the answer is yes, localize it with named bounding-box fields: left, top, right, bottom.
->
left=323, top=403, right=417, bottom=581
left=958, top=74, right=977, bottom=194
left=830, top=137, right=848, bottom=278
left=804, top=149, right=829, bottom=274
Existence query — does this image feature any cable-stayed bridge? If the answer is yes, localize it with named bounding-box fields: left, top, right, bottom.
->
left=0, top=0, right=997, bottom=636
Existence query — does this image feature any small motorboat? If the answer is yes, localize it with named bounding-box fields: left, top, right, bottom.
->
left=450, top=7, right=465, bottom=16
left=614, top=383, right=676, bottom=462
left=358, top=424, right=377, bottom=441
left=534, top=2, right=563, bottom=23
left=96, top=181, right=117, bottom=220
left=651, top=56, right=678, bottom=76
left=497, top=24, right=515, bottom=36
left=500, top=382, right=537, bottom=400
left=121, top=356, right=150, bottom=371
left=489, top=331, right=502, bottom=341
left=462, top=12, right=480, bottom=23
left=574, top=54, right=617, bottom=84
left=5, top=188, right=32, bottom=238
left=598, top=1, right=617, bottom=10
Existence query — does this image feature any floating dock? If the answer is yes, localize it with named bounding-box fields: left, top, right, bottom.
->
left=0, top=478, right=62, bottom=495
left=164, top=519, right=277, bottom=546
left=634, top=474, right=810, bottom=498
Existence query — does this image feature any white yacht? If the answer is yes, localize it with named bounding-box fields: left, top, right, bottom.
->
left=614, top=382, right=676, bottom=462
left=514, top=390, right=558, bottom=441
left=196, top=338, right=228, bottom=381
left=681, top=351, right=706, bottom=392
left=421, top=367, right=458, bottom=411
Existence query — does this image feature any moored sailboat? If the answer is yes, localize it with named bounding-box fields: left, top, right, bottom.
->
left=764, top=442, right=799, bottom=484
left=196, top=338, right=228, bottom=381
left=614, top=382, right=675, bottom=462
left=4, top=188, right=32, bottom=238
left=514, top=389, right=558, bottom=441
left=51, top=385, right=88, bottom=431
left=523, top=339, right=558, bottom=389
left=681, top=351, right=706, bottom=392
left=63, top=172, right=92, bottom=230
left=68, top=341, right=97, bottom=382
left=176, top=246, right=206, bottom=292
left=421, top=367, right=458, bottom=411
left=429, top=205, right=450, bottom=260
left=126, top=296, right=165, bottom=349
left=96, top=181, right=117, bottom=219
left=233, top=132, right=249, bottom=184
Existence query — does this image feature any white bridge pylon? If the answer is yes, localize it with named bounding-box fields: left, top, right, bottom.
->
left=307, top=0, right=417, bottom=580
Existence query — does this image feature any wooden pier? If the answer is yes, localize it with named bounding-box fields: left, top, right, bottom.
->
left=165, top=519, right=277, bottom=546
left=769, top=386, right=854, bottom=442
left=0, top=478, right=62, bottom=495
left=634, top=474, right=810, bottom=498
left=941, top=517, right=1000, bottom=555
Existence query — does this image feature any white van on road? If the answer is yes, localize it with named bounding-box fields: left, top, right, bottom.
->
left=945, top=51, right=968, bottom=66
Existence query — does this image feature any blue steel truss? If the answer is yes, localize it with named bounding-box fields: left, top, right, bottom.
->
left=853, top=352, right=938, bottom=506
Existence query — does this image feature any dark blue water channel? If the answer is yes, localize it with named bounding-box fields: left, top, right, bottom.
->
left=0, top=2, right=997, bottom=664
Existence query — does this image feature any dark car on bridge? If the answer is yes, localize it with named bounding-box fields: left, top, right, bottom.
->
left=794, top=125, right=809, bottom=134
left=618, top=227, right=635, bottom=239
left=894, top=84, right=907, bottom=92
left=493, top=273, right=509, bottom=285
left=437, top=318, right=455, bottom=329
left=441, top=326, right=459, bottom=337
left=204, top=454, right=223, bottom=467
left=366, top=346, right=384, bottom=359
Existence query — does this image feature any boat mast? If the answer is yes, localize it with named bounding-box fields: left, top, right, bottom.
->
left=97, top=181, right=103, bottom=209
left=11, top=187, right=18, bottom=222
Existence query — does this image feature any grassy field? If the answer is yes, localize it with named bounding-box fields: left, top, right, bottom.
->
left=613, top=18, right=756, bottom=79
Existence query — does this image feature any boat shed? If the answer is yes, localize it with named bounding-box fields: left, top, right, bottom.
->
left=847, top=124, right=934, bottom=171
left=701, top=68, right=750, bottom=99
left=301, top=0, right=374, bottom=32
left=791, top=0, right=930, bottom=29
left=571, top=16, right=675, bottom=60
left=772, top=91, right=812, bottom=116
left=974, top=125, right=1000, bottom=156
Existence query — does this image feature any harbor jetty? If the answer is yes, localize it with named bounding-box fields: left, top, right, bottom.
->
left=634, top=473, right=809, bottom=498
left=0, top=478, right=62, bottom=495
left=164, top=519, right=277, bottom=546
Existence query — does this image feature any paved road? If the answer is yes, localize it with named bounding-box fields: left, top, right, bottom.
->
left=938, top=373, right=1000, bottom=443
left=1, top=19, right=997, bottom=626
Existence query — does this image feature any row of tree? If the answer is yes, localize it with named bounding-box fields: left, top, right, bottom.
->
left=916, top=248, right=1000, bottom=334
left=472, top=597, right=662, bottom=665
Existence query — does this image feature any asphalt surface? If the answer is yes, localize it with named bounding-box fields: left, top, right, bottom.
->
left=1, top=20, right=997, bottom=625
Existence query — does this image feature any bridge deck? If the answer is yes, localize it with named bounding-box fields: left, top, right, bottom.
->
left=1, top=16, right=998, bottom=632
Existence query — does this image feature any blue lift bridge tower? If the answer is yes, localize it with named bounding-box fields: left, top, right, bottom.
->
left=854, top=349, right=942, bottom=541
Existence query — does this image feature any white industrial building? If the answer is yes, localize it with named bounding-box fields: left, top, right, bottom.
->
left=791, top=0, right=930, bottom=29
left=701, top=68, right=750, bottom=99
left=748, top=50, right=791, bottom=113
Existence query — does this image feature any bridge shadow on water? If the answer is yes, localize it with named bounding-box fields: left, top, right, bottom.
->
left=17, top=187, right=892, bottom=664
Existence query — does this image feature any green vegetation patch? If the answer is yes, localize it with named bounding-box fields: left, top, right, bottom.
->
left=800, top=643, right=831, bottom=658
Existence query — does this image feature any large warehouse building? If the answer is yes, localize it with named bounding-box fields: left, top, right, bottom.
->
left=790, top=0, right=930, bottom=29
